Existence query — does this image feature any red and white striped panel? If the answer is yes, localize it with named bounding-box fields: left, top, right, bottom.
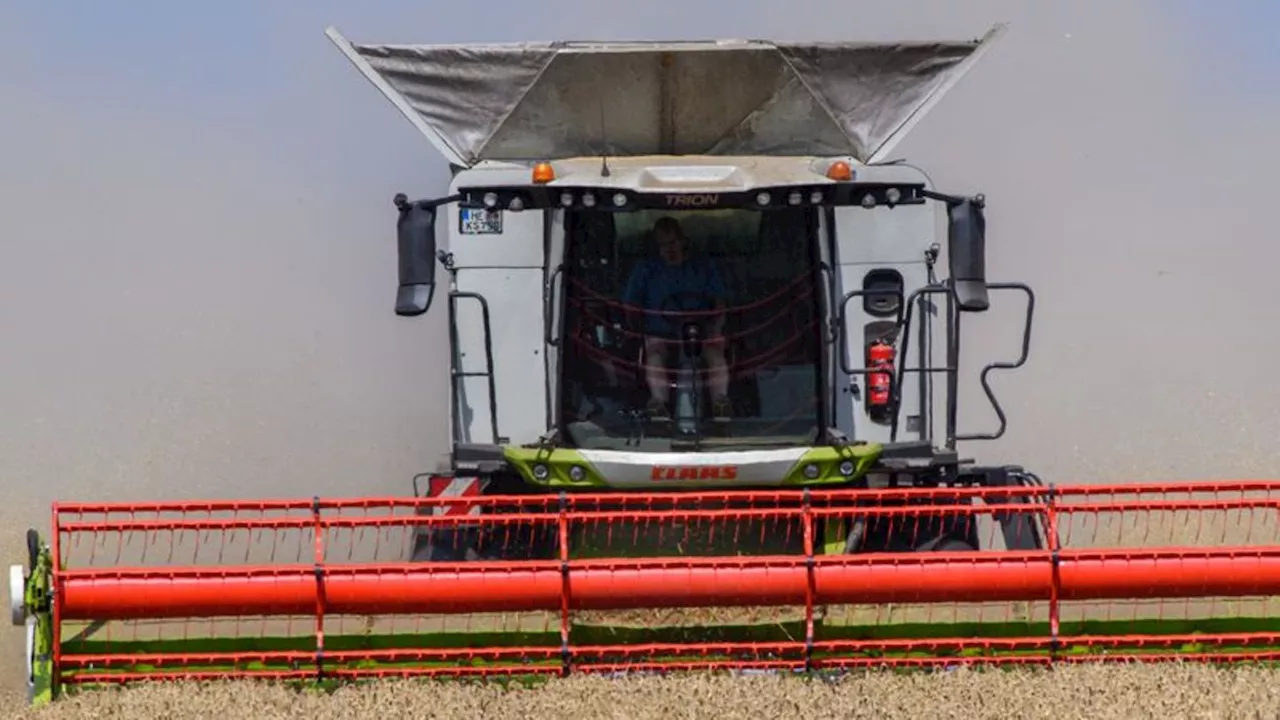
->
left=422, top=475, right=484, bottom=516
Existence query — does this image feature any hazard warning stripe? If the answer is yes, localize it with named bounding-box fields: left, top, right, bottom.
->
left=423, top=476, right=483, bottom=516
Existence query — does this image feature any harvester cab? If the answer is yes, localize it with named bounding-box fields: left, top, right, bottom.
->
left=325, top=24, right=1044, bottom=561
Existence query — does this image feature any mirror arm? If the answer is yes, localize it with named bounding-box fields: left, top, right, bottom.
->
left=395, top=192, right=463, bottom=212
left=920, top=188, right=985, bottom=209
left=436, top=248, right=456, bottom=271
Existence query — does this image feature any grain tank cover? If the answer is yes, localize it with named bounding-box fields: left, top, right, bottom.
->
left=325, top=25, right=1006, bottom=168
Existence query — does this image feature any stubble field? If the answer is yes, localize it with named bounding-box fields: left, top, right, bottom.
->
left=5, top=665, right=1280, bottom=719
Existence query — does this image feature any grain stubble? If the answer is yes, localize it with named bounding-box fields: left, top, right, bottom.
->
left=6, top=665, right=1280, bottom=719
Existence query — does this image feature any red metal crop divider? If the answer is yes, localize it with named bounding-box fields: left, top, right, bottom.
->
left=558, top=491, right=572, bottom=676
left=802, top=488, right=816, bottom=672
left=1047, top=483, right=1061, bottom=659
left=312, top=496, right=326, bottom=683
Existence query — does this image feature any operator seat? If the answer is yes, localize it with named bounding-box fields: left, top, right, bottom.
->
left=632, top=313, right=738, bottom=414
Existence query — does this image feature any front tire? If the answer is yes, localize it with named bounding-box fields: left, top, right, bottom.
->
left=931, top=538, right=977, bottom=552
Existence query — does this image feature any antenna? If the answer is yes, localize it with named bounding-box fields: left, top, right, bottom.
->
left=598, top=100, right=611, bottom=178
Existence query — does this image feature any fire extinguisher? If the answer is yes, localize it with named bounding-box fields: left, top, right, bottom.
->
left=866, top=339, right=895, bottom=409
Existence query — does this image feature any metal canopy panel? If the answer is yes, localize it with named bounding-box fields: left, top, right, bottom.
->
left=326, top=25, right=1006, bottom=168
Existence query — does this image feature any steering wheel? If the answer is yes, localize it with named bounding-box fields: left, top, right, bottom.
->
left=657, top=290, right=721, bottom=361
left=657, top=290, right=720, bottom=327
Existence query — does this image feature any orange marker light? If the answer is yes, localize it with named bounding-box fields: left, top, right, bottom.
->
left=532, top=162, right=556, bottom=184
left=826, top=160, right=853, bottom=181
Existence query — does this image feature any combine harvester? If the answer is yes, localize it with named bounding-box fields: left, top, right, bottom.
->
left=12, top=22, right=1280, bottom=706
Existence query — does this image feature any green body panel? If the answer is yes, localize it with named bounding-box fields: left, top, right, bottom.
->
left=501, top=443, right=884, bottom=489
left=778, top=445, right=884, bottom=486
left=502, top=447, right=602, bottom=488
left=30, top=615, right=52, bottom=705
left=20, top=534, right=54, bottom=706
left=822, top=518, right=850, bottom=555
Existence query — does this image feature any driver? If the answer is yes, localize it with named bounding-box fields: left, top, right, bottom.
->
left=621, top=216, right=732, bottom=421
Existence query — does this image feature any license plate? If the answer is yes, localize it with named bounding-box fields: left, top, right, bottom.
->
left=459, top=208, right=503, bottom=235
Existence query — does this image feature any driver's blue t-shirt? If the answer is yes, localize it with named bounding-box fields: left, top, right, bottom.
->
left=621, top=257, right=727, bottom=337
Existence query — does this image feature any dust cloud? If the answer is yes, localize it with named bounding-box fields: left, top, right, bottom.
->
left=0, top=0, right=1275, bottom=702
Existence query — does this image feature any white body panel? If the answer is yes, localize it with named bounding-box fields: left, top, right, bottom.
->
left=451, top=268, right=546, bottom=446
left=828, top=167, right=939, bottom=444
left=444, top=162, right=545, bottom=269
left=579, top=448, right=808, bottom=489
left=444, top=162, right=553, bottom=448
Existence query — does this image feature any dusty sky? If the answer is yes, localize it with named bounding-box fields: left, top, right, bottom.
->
left=0, top=0, right=1276, bottom=497
left=0, top=0, right=1278, bottom=694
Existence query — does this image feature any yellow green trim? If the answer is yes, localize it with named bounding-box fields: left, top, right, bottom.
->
left=779, top=444, right=883, bottom=485
left=501, top=443, right=883, bottom=489
left=503, top=447, right=607, bottom=488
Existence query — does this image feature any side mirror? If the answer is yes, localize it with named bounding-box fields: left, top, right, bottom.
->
left=947, top=195, right=989, bottom=312
left=394, top=193, right=438, bottom=317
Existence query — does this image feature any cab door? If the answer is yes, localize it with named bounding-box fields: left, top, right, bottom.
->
left=543, top=208, right=567, bottom=432
left=817, top=208, right=852, bottom=438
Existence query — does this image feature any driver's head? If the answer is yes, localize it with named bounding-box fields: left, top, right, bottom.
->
left=653, top=216, right=687, bottom=266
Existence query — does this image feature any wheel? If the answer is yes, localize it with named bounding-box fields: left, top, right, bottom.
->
left=410, top=525, right=558, bottom=562
left=407, top=476, right=559, bottom=563
left=26, top=530, right=38, bottom=574
left=9, top=564, right=26, bottom=626
left=931, top=538, right=977, bottom=552
left=410, top=526, right=485, bottom=562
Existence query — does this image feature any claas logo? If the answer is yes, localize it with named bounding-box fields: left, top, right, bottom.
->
left=650, top=465, right=739, bottom=481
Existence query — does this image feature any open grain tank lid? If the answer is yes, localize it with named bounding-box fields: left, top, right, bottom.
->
left=325, top=24, right=1006, bottom=168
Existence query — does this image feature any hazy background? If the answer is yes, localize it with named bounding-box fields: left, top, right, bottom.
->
left=1, top=0, right=1278, bottom=697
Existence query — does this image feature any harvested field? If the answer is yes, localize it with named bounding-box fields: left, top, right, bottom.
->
left=6, top=665, right=1280, bottom=719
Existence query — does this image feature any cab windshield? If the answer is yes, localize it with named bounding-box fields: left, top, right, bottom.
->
left=557, top=207, right=825, bottom=451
